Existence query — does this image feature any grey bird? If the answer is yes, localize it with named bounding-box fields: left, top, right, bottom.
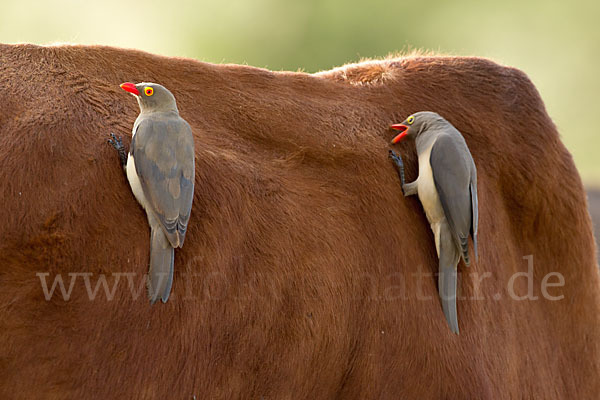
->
left=389, top=111, right=478, bottom=334
left=108, top=82, right=195, bottom=304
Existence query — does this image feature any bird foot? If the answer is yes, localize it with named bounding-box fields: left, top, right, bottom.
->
left=108, top=133, right=127, bottom=167
left=388, top=149, right=406, bottom=193
left=388, top=149, right=402, bottom=163
left=108, top=132, right=124, bottom=150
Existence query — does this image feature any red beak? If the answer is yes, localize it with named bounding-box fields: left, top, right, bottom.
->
left=120, top=82, right=140, bottom=95
left=390, top=124, right=409, bottom=144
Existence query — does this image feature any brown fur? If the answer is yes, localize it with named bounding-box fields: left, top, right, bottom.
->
left=0, top=43, right=598, bottom=399
left=588, top=188, right=600, bottom=252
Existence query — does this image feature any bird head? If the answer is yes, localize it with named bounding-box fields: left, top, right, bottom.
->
left=390, top=111, right=444, bottom=143
left=120, top=82, right=178, bottom=113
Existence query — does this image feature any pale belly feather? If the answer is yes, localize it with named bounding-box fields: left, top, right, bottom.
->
left=125, top=124, right=150, bottom=211
left=126, top=153, right=149, bottom=211
left=417, top=144, right=446, bottom=257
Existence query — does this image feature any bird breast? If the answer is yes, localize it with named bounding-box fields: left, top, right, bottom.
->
left=126, top=153, right=150, bottom=212
left=417, top=144, right=446, bottom=225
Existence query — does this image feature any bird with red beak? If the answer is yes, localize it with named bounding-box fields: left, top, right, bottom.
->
left=389, top=111, right=478, bottom=334
left=108, top=82, right=195, bottom=304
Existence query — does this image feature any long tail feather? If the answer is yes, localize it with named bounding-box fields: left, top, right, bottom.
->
left=148, top=226, right=174, bottom=304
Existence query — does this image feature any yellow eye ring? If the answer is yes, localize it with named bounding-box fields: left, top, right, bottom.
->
left=144, top=87, right=154, bottom=96
left=406, top=115, right=415, bottom=125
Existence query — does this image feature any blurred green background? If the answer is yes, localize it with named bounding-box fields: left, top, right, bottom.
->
left=1, top=0, right=598, bottom=184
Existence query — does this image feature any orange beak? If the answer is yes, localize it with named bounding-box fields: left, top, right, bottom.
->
left=390, top=124, right=409, bottom=144
left=120, top=82, right=139, bottom=95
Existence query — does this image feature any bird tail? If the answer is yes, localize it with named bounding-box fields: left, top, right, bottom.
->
left=438, top=223, right=460, bottom=334
left=148, top=226, right=174, bottom=304
left=439, top=264, right=459, bottom=334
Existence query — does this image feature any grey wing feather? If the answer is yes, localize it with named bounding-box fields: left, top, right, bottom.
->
left=430, top=133, right=476, bottom=265
left=132, top=117, right=195, bottom=248
left=470, top=178, right=478, bottom=260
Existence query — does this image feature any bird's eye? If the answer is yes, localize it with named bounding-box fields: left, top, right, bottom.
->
left=407, top=115, right=415, bottom=125
left=144, top=87, right=154, bottom=96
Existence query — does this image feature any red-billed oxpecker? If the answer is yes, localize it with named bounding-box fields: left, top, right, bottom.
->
left=108, top=82, right=195, bottom=304
left=389, top=111, right=478, bottom=334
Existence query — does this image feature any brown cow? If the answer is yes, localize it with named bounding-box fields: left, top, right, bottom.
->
left=0, top=44, right=598, bottom=399
left=588, top=188, right=600, bottom=252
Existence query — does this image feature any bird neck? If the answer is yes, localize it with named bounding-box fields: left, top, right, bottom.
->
left=415, top=131, right=438, bottom=153
left=136, top=97, right=179, bottom=115
left=139, top=106, right=179, bottom=116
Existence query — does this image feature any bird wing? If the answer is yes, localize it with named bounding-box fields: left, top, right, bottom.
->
left=131, top=116, right=195, bottom=248
left=430, top=133, right=475, bottom=264
left=470, top=174, right=479, bottom=260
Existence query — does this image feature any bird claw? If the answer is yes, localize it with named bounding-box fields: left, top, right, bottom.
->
left=107, top=132, right=124, bottom=151
left=389, top=149, right=404, bottom=166
left=108, top=132, right=128, bottom=167
left=388, top=149, right=406, bottom=190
